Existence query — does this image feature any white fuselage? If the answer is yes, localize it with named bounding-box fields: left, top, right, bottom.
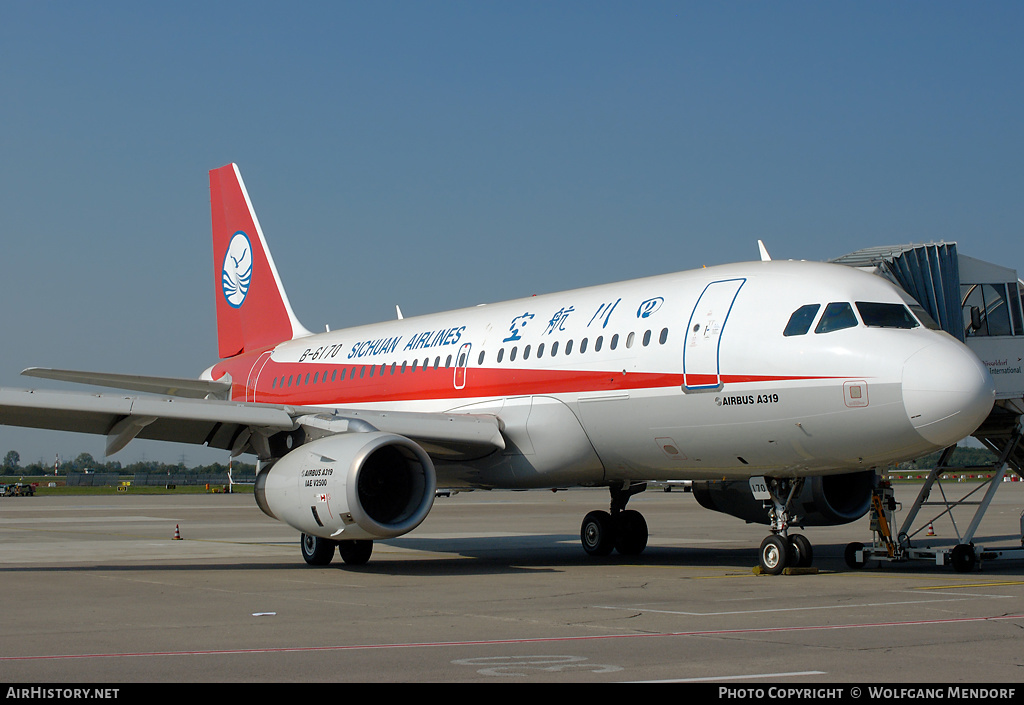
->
left=209, top=259, right=995, bottom=489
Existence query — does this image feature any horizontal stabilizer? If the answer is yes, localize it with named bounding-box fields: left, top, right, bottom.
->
left=21, top=368, right=233, bottom=399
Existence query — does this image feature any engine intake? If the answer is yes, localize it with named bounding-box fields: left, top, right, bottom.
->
left=255, top=432, right=436, bottom=540
left=692, top=471, right=876, bottom=526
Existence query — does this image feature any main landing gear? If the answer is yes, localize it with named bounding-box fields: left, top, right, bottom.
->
left=300, top=533, right=374, bottom=566
left=755, top=477, right=815, bottom=575
left=580, top=482, right=650, bottom=557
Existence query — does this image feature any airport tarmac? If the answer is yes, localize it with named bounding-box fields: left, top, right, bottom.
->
left=1, top=482, right=1022, bottom=684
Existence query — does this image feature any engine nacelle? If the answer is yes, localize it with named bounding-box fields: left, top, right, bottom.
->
left=692, top=471, right=876, bottom=526
left=255, top=432, right=436, bottom=540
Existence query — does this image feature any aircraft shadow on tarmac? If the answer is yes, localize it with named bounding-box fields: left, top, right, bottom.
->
left=2, top=536, right=1021, bottom=577
left=0, top=535, right=777, bottom=576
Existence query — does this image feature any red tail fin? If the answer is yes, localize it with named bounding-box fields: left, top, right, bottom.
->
left=210, top=164, right=309, bottom=358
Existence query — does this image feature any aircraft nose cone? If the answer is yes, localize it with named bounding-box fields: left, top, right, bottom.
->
left=902, top=341, right=995, bottom=446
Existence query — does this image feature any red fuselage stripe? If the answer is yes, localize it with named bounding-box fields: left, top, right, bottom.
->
left=215, top=359, right=842, bottom=405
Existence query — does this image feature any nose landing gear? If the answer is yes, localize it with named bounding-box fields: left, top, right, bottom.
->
left=754, top=477, right=815, bottom=575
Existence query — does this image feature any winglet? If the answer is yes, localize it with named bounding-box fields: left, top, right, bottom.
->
left=210, top=164, right=311, bottom=358
left=758, top=240, right=772, bottom=262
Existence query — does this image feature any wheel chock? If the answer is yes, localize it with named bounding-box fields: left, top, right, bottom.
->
left=752, top=566, right=819, bottom=576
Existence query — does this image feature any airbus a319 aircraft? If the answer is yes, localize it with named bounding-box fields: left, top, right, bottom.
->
left=0, top=164, right=996, bottom=573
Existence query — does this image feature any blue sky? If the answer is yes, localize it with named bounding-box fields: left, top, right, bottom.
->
left=1, top=2, right=1021, bottom=466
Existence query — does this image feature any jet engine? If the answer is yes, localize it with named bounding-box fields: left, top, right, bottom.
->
left=691, top=471, right=876, bottom=526
left=255, top=432, right=436, bottom=540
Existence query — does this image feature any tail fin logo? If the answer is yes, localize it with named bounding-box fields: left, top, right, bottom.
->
left=222, top=231, right=253, bottom=308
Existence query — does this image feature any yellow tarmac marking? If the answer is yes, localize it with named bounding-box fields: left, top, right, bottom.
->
left=914, top=581, right=1024, bottom=590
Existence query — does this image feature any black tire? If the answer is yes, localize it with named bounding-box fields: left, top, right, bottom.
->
left=614, top=510, right=649, bottom=556
left=759, top=535, right=789, bottom=575
left=581, top=510, right=616, bottom=556
left=338, top=540, right=374, bottom=566
left=788, top=534, right=813, bottom=568
left=300, top=533, right=336, bottom=566
left=950, top=543, right=976, bottom=573
left=844, top=541, right=867, bottom=569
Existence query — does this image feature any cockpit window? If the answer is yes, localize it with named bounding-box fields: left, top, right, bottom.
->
left=856, top=302, right=919, bottom=329
left=908, top=304, right=941, bottom=331
left=815, top=302, right=858, bottom=334
left=784, top=304, right=820, bottom=337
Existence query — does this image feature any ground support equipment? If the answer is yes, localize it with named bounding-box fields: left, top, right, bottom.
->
left=846, top=428, right=1024, bottom=572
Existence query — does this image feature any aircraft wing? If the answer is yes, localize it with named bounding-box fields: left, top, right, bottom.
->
left=21, top=367, right=233, bottom=400
left=0, top=387, right=505, bottom=459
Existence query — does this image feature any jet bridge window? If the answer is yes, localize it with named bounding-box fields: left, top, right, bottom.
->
left=783, top=304, right=820, bottom=336
left=962, top=283, right=1018, bottom=337
left=814, top=302, right=858, bottom=334
left=855, top=302, right=919, bottom=329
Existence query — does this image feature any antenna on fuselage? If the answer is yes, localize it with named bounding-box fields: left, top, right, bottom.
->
left=396, top=305, right=404, bottom=320
left=758, top=240, right=772, bottom=261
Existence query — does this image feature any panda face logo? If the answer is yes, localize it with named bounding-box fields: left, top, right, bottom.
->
left=222, top=231, right=253, bottom=308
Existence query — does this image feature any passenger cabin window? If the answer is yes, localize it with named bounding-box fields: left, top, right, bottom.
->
left=814, top=302, right=858, bottom=334
left=784, top=304, right=820, bottom=337
left=855, top=302, right=919, bottom=329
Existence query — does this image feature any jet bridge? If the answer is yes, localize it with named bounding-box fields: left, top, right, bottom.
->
left=831, top=243, right=1024, bottom=571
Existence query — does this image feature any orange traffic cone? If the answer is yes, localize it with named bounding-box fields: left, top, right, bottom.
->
left=173, top=524, right=182, bottom=540
left=927, top=523, right=935, bottom=536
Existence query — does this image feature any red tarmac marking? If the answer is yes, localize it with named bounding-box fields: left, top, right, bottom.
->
left=3, top=614, right=1021, bottom=662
